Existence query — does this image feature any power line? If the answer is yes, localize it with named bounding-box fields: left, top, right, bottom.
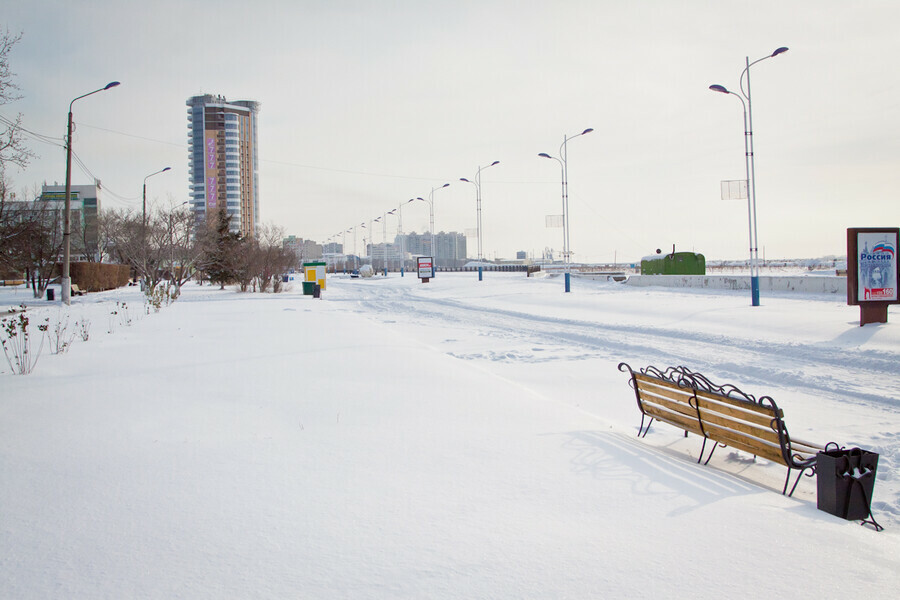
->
left=0, top=111, right=64, bottom=148
left=78, top=122, right=185, bottom=148
left=78, top=121, right=452, bottom=183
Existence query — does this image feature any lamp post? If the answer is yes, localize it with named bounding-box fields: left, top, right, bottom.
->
left=372, top=217, right=380, bottom=271
left=373, top=216, right=382, bottom=271
left=539, top=128, right=593, bottom=293
left=143, top=167, right=172, bottom=229
left=141, top=167, right=172, bottom=288
left=368, top=217, right=374, bottom=267
left=357, top=223, right=366, bottom=270
left=398, top=198, right=415, bottom=276
left=62, top=81, right=120, bottom=305
left=460, top=161, right=499, bottom=263
left=344, top=229, right=351, bottom=273
left=382, top=208, right=397, bottom=275
left=425, top=183, right=450, bottom=266
left=710, top=46, right=788, bottom=307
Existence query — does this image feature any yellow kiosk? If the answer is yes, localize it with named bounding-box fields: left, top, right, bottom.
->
left=302, top=262, right=327, bottom=296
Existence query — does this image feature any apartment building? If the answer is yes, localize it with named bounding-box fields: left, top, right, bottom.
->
left=187, top=94, right=260, bottom=237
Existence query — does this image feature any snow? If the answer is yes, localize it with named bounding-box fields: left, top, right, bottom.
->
left=2, top=273, right=899, bottom=598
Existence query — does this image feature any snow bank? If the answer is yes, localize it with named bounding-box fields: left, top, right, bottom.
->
left=626, top=274, right=847, bottom=294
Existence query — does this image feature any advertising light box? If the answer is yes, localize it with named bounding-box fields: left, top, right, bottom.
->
left=847, top=227, right=899, bottom=325
left=417, top=257, right=433, bottom=281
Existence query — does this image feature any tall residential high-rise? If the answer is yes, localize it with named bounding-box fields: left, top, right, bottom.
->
left=186, top=94, right=260, bottom=237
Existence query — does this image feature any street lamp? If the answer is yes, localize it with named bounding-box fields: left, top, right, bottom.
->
left=143, top=167, right=172, bottom=229
left=373, top=216, right=382, bottom=272
left=384, top=208, right=397, bottom=274
left=425, top=183, right=450, bottom=266
left=140, top=167, right=171, bottom=291
left=460, top=160, right=499, bottom=263
left=62, top=80, right=120, bottom=305
left=372, top=216, right=383, bottom=274
left=356, top=223, right=366, bottom=270
left=710, top=46, right=788, bottom=307
left=539, top=127, right=593, bottom=292
left=344, top=228, right=351, bottom=273
left=397, top=198, right=416, bottom=276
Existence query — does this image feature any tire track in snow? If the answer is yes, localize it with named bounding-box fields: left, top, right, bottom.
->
left=358, top=287, right=900, bottom=412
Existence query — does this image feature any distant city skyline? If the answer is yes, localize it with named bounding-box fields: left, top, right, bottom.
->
left=4, top=1, right=899, bottom=262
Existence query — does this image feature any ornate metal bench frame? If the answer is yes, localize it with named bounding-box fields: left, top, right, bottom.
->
left=618, top=362, right=821, bottom=496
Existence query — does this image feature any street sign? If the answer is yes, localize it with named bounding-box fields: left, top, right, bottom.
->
left=720, top=179, right=748, bottom=201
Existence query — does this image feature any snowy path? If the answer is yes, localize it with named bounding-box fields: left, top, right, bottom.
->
left=348, top=274, right=900, bottom=410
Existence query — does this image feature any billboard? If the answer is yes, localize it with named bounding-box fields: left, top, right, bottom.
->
left=847, top=228, right=900, bottom=323
left=417, top=256, right=433, bottom=280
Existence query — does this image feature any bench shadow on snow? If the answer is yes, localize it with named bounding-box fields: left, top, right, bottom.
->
left=559, top=429, right=780, bottom=517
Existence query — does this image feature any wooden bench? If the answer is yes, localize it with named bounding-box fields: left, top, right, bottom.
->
left=618, top=363, right=824, bottom=496
left=70, top=284, right=85, bottom=296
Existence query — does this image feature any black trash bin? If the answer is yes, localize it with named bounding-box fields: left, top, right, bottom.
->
left=817, top=445, right=881, bottom=529
left=312, top=284, right=321, bottom=298
left=46, top=288, right=55, bottom=301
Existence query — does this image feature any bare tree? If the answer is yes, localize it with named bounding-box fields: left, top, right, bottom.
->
left=18, top=198, right=65, bottom=298
left=162, top=206, right=203, bottom=299
left=96, top=209, right=118, bottom=263
left=0, top=30, right=35, bottom=279
left=1, top=29, right=34, bottom=173
left=252, top=223, right=295, bottom=293
left=104, top=207, right=171, bottom=295
left=234, top=236, right=258, bottom=292
left=0, top=172, right=28, bottom=276
left=102, top=203, right=206, bottom=299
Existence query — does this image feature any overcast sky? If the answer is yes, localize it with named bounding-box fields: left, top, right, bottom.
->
left=4, top=0, right=899, bottom=262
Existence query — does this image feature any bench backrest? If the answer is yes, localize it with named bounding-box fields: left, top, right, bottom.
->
left=629, top=368, right=797, bottom=466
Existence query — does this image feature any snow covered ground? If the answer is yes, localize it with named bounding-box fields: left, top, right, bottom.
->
left=2, top=273, right=899, bottom=598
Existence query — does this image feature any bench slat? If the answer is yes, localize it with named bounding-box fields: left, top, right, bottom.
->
left=638, top=403, right=705, bottom=437
left=693, top=387, right=784, bottom=419
left=692, top=395, right=779, bottom=429
left=635, top=373, right=783, bottom=431
left=635, top=375, right=780, bottom=437
left=633, top=386, right=698, bottom=421
left=634, top=375, right=694, bottom=402
left=692, top=408, right=782, bottom=446
left=639, top=381, right=784, bottom=455
left=699, top=423, right=786, bottom=464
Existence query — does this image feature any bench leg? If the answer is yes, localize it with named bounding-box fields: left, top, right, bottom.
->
left=784, top=465, right=814, bottom=496
left=638, top=415, right=654, bottom=438
left=698, top=438, right=721, bottom=465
